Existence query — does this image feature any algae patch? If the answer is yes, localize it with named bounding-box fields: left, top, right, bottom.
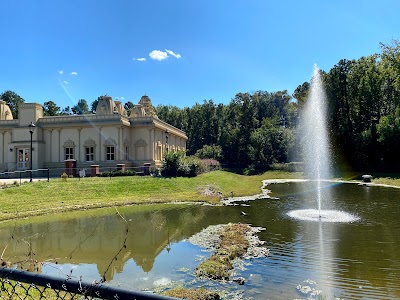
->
left=189, top=223, right=269, bottom=281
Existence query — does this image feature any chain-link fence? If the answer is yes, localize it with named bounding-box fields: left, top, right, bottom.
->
left=0, top=267, right=175, bottom=300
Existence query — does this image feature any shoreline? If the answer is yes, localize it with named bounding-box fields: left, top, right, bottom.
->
left=1, top=177, right=400, bottom=223
left=221, top=178, right=400, bottom=205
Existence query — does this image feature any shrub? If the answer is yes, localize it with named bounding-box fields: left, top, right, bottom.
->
left=201, top=159, right=221, bottom=171
left=178, top=156, right=205, bottom=177
left=161, top=151, right=204, bottom=177
left=100, top=169, right=136, bottom=177
left=161, top=152, right=182, bottom=177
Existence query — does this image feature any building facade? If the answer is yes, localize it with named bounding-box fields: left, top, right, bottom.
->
left=0, top=96, right=187, bottom=173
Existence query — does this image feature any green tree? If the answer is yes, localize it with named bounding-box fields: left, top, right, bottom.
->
left=249, top=118, right=294, bottom=168
left=61, top=106, right=72, bottom=115
left=91, top=99, right=99, bottom=114
left=43, top=100, right=61, bottom=116
left=0, top=90, right=25, bottom=118
left=124, top=101, right=135, bottom=115
left=195, top=145, right=223, bottom=161
left=72, top=99, right=89, bottom=114
left=292, top=82, right=310, bottom=106
left=376, top=107, right=400, bottom=170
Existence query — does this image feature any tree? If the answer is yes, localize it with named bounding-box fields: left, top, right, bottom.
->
left=292, top=82, right=310, bottom=106
left=43, top=101, right=61, bottom=116
left=376, top=107, right=400, bottom=170
left=61, top=106, right=72, bottom=115
left=0, top=90, right=25, bottom=118
left=249, top=118, right=294, bottom=169
left=91, top=99, right=99, bottom=114
left=195, top=145, right=223, bottom=161
left=72, top=99, right=89, bottom=114
left=124, top=101, right=134, bottom=115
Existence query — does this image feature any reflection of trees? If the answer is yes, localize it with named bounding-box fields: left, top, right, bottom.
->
left=150, top=212, right=166, bottom=230
left=334, top=187, right=400, bottom=298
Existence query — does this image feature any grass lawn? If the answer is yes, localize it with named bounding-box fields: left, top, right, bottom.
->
left=0, top=170, right=303, bottom=221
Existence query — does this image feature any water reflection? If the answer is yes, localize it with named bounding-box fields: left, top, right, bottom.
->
left=1, top=183, right=400, bottom=299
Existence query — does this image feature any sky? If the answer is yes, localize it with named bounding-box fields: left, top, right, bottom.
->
left=1, top=0, right=400, bottom=110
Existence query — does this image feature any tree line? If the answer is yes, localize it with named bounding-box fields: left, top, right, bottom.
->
left=1, top=40, right=399, bottom=172
left=157, top=40, right=400, bottom=171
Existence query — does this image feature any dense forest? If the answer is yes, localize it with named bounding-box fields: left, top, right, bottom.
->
left=1, top=40, right=399, bottom=172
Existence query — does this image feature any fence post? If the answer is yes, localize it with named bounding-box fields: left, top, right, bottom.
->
left=47, top=168, right=50, bottom=182
left=19, top=171, right=22, bottom=186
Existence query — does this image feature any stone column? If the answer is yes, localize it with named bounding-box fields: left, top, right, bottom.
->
left=148, top=128, right=153, bottom=160
left=98, top=127, right=102, bottom=161
left=78, top=128, right=82, bottom=162
left=1, top=131, right=5, bottom=163
left=48, top=129, right=53, bottom=162
left=118, top=127, right=122, bottom=161
left=58, top=129, right=62, bottom=162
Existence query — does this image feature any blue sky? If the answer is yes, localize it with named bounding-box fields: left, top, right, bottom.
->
left=1, top=0, right=399, bottom=109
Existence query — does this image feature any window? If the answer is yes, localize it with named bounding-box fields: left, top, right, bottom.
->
left=65, top=147, right=74, bottom=160
left=125, top=146, right=129, bottom=160
left=85, top=147, right=94, bottom=161
left=106, top=146, right=115, bottom=161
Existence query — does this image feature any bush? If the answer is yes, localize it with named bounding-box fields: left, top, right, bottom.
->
left=161, top=152, right=182, bottom=177
left=161, top=151, right=204, bottom=177
left=201, top=159, right=221, bottom=171
left=100, top=169, right=136, bottom=177
left=178, top=156, right=205, bottom=177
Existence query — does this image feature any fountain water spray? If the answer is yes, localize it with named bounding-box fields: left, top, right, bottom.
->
left=302, top=65, right=331, bottom=218
left=288, top=65, right=359, bottom=223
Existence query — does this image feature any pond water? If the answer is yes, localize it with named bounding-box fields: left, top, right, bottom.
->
left=1, top=182, right=399, bottom=299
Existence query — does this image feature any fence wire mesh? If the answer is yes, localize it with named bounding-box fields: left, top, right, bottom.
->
left=0, top=268, right=175, bottom=300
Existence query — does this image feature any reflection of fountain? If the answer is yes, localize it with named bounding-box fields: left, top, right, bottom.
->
left=288, top=65, right=358, bottom=223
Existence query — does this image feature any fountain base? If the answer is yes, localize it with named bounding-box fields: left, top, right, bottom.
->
left=287, top=209, right=359, bottom=223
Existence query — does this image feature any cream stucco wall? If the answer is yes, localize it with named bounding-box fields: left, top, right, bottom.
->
left=0, top=97, right=187, bottom=173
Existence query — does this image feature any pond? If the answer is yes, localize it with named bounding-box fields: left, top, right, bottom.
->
left=1, top=181, right=399, bottom=299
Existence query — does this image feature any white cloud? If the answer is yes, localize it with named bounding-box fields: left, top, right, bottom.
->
left=165, top=49, right=181, bottom=59
left=70, top=71, right=78, bottom=75
left=120, top=97, right=125, bottom=100
left=149, top=50, right=169, bottom=61
left=58, top=70, right=64, bottom=75
left=63, top=80, right=68, bottom=84
left=136, top=58, right=146, bottom=62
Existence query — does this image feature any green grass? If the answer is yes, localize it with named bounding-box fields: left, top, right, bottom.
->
left=162, top=287, right=220, bottom=300
left=0, top=170, right=303, bottom=221
left=370, top=176, right=400, bottom=187
left=335, top=171, right=400, bottom=187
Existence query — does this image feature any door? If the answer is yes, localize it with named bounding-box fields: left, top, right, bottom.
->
left=17, top=148, right=30, bottom=170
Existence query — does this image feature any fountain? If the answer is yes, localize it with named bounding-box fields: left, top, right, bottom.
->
left=288, top=65, right=359, bottom=223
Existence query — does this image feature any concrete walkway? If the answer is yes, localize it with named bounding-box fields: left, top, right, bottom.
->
left=0, top=178, right=47, bottom=185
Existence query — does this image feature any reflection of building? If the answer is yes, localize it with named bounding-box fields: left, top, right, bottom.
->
left=0, top=206, right=208, bottom=280
left=0, top=96, right=187, bottom=172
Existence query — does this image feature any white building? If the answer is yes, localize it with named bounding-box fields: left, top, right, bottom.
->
left=0, top=95, right=187, bottom=174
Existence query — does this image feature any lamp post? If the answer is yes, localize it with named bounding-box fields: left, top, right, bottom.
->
left=29, top=122, right=35, bottom=182
left=165, top=129, right=169, bottom=153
